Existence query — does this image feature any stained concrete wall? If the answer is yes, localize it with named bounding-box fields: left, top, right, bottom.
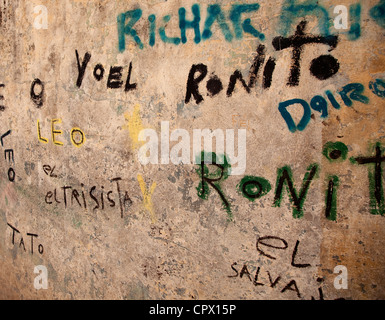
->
left=0, top=0, right=384, bottom=300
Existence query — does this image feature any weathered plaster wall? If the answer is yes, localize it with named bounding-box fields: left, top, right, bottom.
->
left=0, top=0, right=384, bottom=300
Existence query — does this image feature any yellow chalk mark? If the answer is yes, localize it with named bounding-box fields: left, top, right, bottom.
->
left=137, top=174, right=157, bottom=224
left=122, top=104, right=144, bottom=150
left=37, top=119, right=48, bottom=143
left=70, top=127, right=86, bottom=147
left=51, top=118, right=63, bottom=146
